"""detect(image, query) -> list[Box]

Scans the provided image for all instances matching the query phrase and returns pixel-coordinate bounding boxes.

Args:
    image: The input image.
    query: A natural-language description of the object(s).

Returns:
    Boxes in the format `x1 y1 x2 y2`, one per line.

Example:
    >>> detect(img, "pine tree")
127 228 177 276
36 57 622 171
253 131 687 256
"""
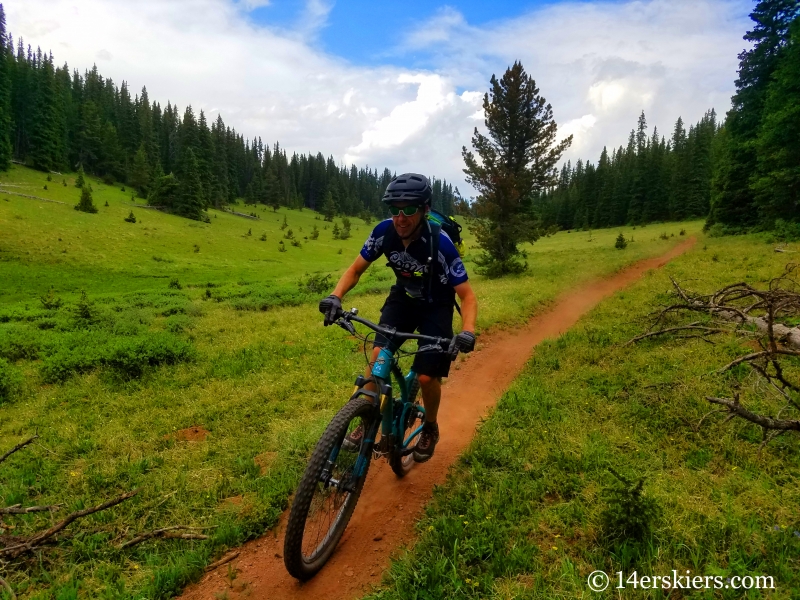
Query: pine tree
321 190 336 221
129 142 150 197
74 186 97 213
708 0 800 229
463 61 571 275
0 4 12 170
74 164 85 188
752 16 800 223
175 147 203 220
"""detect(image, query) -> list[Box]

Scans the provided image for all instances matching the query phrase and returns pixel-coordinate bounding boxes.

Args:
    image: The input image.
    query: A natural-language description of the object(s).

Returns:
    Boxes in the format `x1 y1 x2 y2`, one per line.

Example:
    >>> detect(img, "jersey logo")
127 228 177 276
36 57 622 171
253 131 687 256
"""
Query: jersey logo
388 251 428 276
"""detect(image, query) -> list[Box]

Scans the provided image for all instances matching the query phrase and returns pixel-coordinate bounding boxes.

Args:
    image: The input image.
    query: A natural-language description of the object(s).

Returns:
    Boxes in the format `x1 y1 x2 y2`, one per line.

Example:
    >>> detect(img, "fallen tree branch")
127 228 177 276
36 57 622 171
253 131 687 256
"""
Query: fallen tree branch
0 436 38 466
625 322 733 346
0 490 138 559
707 397 800 431
118 526 212 549
0 505 61 515
205 550 240 572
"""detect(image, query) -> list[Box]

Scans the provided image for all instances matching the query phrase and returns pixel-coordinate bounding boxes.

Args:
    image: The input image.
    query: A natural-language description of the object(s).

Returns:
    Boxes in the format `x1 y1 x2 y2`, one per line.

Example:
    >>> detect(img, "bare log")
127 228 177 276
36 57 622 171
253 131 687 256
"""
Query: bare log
0 505 61 515
707 397 800 431
0 436 38 466
118 526 212 549
1 490 138 559
205 550 240 572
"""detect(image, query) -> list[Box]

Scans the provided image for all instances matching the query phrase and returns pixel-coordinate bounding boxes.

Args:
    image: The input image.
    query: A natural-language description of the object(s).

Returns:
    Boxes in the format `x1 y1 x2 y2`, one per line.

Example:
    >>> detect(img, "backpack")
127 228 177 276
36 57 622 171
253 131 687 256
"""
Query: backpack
382 210 464 308
427 209 464 255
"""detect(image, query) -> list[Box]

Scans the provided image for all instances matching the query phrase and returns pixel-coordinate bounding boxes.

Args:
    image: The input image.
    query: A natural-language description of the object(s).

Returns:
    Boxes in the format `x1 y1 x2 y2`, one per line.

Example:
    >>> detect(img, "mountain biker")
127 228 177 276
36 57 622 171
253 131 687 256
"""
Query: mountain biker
319 173 478 462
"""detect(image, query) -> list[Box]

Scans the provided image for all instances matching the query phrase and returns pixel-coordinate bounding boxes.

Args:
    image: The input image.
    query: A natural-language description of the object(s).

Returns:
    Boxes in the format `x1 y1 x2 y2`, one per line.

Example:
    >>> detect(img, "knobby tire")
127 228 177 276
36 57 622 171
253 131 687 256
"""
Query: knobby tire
283 397 376 580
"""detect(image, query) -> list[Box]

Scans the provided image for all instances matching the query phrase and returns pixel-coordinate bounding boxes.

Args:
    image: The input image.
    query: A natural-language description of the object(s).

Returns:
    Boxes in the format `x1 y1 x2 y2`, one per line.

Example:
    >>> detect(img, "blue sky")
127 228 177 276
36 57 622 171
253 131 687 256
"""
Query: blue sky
249 0 561 65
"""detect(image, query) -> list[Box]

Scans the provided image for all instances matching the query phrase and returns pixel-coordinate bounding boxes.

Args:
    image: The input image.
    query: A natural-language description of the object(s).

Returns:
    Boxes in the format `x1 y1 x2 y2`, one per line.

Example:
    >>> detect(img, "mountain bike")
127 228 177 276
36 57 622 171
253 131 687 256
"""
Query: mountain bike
283 306 457 581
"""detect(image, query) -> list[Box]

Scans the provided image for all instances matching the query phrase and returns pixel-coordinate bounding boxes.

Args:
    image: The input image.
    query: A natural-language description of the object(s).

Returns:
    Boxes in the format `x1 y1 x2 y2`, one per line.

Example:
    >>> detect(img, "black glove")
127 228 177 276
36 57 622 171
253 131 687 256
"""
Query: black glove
455 331 476 353
319 294 342 326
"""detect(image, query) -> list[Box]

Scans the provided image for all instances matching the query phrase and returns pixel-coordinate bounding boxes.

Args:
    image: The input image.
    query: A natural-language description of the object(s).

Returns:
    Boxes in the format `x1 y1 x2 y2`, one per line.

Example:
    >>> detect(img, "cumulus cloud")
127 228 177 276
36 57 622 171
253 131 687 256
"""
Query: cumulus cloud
7 0 750 195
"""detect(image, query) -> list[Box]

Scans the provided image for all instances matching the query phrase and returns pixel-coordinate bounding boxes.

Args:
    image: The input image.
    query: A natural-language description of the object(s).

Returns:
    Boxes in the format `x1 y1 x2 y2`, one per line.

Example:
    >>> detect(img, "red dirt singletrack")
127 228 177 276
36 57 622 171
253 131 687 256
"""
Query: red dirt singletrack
181 237 696 600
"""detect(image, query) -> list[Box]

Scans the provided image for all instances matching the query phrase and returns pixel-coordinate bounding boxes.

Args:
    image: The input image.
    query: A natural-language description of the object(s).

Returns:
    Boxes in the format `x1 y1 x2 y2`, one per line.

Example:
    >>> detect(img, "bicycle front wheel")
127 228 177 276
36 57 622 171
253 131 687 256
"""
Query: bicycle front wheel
283 397 377 580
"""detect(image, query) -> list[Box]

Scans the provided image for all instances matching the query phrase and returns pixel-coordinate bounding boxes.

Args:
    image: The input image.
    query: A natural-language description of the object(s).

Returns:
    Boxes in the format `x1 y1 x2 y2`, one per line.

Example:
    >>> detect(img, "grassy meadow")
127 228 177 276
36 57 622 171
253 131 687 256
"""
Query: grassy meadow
369 235 800 599
0 164 705 599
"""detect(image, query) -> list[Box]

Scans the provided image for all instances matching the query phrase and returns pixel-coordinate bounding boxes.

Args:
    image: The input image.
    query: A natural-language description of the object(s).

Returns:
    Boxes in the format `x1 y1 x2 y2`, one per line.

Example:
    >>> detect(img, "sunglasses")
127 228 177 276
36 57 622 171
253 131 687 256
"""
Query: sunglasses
389 205 420 217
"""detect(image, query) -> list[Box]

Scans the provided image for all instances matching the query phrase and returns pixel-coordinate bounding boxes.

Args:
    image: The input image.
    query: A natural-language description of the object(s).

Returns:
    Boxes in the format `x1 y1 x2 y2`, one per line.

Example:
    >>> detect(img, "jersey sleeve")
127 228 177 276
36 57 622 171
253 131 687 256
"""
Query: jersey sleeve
359 219 392 262
437 232 469 287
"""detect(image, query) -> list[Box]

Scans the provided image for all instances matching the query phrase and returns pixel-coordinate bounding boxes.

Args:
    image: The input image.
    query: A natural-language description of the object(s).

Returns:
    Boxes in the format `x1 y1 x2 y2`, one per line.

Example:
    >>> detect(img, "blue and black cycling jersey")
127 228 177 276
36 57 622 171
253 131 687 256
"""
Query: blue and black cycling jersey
360 219 469 303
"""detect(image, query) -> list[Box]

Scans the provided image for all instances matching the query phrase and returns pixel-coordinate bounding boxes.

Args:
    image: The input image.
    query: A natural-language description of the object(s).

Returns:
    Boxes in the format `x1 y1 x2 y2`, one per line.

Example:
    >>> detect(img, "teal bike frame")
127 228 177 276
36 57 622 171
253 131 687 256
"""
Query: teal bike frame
333 309 454 479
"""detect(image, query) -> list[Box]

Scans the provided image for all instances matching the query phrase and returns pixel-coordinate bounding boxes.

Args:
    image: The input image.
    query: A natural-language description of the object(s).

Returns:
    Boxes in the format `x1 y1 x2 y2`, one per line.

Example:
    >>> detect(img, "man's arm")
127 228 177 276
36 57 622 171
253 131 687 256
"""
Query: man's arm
454 281 477 333
331 255 372 299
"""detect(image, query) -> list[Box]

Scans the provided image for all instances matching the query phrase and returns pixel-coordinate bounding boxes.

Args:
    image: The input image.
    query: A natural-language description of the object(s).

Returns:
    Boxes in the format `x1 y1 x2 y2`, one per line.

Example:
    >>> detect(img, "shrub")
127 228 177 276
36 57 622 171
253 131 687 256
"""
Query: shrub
246 228 252 236
280 215 288 230
284 229 294 240
105 334 195 378
168 278 182 290
75 187 98 214
0 327 40 361
290 239 301 247
659 232 669 240
614 233 627 249
102 174 115 185
259 233 266 241
772 219 800 242
72 291 94 323
707 223 726 237
309 225 319 240
298 273 332 295
124 211 136 223
46 174 52 182
40 289 63 310
40 333 195 382
600 469 661 543
679 228 686 236
193 244 200 253
278 241 286 252
0 358 23 404
43 184 48 190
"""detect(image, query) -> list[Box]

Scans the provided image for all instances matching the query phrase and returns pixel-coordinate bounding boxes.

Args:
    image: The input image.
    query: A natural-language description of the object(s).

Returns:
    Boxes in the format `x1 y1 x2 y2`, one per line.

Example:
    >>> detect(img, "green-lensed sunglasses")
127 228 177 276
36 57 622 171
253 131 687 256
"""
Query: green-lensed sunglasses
388 205 420 217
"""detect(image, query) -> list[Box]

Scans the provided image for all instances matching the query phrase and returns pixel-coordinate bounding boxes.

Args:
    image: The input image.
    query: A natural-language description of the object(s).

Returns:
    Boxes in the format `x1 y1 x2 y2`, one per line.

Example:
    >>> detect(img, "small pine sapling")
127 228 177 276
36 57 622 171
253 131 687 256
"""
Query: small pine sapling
124 211 136 223
614 232 627 249
75 187 98 213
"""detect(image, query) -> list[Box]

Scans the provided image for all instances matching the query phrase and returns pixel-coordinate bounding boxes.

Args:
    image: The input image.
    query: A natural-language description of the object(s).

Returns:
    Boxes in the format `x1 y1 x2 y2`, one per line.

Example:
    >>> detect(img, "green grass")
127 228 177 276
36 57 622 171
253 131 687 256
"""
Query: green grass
0 164 704 598
367 234 800 599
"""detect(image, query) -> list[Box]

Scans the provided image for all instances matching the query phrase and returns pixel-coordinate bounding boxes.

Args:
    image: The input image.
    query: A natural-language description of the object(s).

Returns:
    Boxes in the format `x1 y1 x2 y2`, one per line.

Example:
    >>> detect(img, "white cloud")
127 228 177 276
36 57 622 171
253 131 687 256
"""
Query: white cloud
7 0 750 196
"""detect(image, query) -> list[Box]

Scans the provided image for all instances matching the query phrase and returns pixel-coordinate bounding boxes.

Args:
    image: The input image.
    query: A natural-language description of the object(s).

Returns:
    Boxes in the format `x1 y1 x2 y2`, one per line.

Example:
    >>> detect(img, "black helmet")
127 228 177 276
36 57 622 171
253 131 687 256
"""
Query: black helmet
381 173 432 206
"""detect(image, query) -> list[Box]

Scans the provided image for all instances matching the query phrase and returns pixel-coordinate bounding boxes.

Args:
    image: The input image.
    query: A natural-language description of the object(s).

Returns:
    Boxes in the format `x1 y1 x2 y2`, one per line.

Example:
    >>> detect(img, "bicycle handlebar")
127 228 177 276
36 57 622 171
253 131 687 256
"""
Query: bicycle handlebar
334 308 458 360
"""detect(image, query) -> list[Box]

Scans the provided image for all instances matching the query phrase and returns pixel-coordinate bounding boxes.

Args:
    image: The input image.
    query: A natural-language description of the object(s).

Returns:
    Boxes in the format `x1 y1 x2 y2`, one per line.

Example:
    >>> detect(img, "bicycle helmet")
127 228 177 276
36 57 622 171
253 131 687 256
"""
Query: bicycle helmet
381 173 432 206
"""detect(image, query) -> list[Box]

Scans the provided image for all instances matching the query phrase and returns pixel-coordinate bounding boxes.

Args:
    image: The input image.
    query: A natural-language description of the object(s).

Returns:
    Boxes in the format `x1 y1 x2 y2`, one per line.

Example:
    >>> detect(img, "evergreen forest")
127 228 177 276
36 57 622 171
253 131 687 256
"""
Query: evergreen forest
0 5 459 221
538 0 799 233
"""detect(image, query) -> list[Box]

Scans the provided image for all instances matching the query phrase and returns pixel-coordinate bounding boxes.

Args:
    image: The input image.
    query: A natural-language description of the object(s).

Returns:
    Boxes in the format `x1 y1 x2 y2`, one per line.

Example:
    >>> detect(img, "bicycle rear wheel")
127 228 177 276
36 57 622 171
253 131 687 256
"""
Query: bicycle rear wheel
283 397 377 580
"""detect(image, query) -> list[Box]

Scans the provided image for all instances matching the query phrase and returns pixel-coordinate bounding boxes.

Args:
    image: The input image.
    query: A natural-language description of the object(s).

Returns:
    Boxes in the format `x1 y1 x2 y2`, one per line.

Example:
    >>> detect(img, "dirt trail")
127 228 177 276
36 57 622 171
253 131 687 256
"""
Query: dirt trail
181 238 696 600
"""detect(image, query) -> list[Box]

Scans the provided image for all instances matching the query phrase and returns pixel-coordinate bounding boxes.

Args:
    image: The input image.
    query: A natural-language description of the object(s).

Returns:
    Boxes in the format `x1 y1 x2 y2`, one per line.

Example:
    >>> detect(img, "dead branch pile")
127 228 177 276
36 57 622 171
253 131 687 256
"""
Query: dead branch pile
627 265 800 441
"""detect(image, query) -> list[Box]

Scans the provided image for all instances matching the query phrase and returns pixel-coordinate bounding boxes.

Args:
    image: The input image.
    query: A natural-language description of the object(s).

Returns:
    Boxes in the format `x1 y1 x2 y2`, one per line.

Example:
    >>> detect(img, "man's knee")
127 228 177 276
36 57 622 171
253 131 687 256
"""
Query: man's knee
417 374 440 388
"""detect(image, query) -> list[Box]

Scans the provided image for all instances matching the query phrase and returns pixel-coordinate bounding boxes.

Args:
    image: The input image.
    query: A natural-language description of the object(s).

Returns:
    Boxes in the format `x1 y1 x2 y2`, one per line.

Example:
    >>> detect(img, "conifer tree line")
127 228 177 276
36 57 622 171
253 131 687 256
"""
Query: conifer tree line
535 0 799 233
535 109 720 229
708 0 800 231
0 4 458 221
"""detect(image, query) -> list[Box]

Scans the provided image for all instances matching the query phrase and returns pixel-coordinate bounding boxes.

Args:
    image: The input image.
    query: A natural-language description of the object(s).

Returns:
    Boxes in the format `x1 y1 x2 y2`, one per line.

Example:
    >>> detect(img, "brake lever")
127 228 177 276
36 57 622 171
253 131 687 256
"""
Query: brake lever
446 337 459 361
337 317 356 335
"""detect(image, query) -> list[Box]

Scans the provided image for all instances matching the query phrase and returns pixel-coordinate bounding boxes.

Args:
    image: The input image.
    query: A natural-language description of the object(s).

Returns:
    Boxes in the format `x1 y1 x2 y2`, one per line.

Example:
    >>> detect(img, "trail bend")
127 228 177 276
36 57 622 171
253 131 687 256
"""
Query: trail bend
181 237 696 600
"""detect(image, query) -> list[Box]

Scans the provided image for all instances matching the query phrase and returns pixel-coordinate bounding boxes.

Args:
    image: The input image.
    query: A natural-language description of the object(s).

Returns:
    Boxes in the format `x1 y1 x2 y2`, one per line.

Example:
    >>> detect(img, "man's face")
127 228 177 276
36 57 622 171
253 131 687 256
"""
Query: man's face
391 202 425 240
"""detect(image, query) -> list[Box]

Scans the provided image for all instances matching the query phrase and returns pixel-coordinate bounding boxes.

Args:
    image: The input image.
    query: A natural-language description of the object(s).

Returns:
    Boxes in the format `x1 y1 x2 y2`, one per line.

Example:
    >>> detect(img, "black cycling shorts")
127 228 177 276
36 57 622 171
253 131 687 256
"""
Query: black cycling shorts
374 286 455 379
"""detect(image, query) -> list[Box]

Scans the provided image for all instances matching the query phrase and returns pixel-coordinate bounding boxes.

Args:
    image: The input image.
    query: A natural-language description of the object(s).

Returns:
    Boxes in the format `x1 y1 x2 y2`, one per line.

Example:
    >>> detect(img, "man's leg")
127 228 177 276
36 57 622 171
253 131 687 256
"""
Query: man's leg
417 374 441 423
